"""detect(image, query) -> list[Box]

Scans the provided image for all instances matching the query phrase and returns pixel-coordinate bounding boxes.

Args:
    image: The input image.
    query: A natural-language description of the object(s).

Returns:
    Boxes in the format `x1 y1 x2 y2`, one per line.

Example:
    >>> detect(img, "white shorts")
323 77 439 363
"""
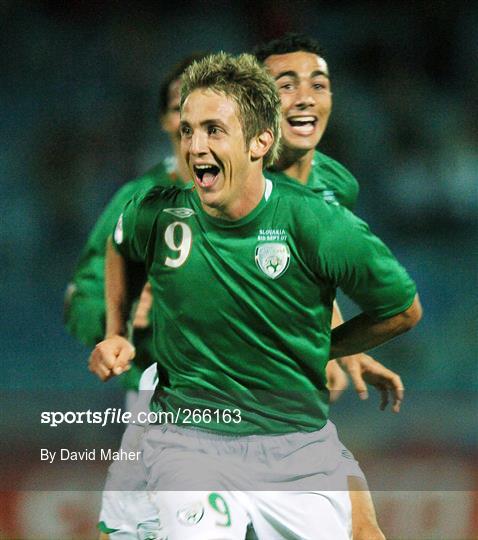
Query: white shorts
143 421 363 539
98 364 159 538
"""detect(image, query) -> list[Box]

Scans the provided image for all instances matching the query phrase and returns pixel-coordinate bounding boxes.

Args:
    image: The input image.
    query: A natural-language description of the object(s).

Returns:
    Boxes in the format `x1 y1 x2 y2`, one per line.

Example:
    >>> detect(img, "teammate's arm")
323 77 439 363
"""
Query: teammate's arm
329 300 407 412
88 237 135 381
326 302 349 402
329 294 421 412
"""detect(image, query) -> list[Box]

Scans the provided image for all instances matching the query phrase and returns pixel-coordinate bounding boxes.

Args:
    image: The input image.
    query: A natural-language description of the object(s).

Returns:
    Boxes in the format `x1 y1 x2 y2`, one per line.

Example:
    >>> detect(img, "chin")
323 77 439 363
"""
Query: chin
198 190 220 207
285 137 317 152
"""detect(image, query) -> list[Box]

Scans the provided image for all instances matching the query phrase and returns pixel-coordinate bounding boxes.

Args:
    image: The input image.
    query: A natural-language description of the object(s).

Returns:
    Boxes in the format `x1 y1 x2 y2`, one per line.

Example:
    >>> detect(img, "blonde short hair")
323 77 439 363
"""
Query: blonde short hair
180 52 281 167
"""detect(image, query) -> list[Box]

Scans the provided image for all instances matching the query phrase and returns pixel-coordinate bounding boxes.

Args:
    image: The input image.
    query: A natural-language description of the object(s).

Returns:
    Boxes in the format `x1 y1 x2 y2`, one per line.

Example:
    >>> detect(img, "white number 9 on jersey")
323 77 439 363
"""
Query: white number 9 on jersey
164 222 192 268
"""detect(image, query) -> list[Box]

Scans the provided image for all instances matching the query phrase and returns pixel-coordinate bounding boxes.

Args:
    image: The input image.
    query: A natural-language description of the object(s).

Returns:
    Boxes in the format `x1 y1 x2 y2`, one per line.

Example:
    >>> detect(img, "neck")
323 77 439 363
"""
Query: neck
272 146 315 185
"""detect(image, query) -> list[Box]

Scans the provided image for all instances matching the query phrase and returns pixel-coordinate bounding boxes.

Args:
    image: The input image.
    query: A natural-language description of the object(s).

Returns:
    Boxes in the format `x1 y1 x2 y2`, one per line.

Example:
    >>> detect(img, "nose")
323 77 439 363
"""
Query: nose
189 131 208 155
294 82 315 110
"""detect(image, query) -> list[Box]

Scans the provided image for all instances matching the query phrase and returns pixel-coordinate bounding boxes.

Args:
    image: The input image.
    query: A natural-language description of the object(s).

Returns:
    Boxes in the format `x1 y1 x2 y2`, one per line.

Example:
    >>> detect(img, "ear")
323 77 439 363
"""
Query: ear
250 129 274 161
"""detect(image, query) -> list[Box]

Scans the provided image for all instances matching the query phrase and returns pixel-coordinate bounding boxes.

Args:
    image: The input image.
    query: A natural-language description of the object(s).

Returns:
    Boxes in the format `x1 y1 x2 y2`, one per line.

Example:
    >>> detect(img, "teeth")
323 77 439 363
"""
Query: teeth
289 117 316 123
195 164 215 169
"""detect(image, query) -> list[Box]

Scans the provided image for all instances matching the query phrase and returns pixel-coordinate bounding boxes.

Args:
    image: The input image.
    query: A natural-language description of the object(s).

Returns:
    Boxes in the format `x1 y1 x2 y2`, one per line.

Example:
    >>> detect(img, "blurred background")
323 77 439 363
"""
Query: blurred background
1 0 477 538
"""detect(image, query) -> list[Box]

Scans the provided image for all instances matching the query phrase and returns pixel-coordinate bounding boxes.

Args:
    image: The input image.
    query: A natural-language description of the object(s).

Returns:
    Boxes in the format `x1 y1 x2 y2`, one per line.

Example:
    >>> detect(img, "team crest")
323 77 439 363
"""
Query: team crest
176 501 204 526
255 242 290 279
163 208 195 218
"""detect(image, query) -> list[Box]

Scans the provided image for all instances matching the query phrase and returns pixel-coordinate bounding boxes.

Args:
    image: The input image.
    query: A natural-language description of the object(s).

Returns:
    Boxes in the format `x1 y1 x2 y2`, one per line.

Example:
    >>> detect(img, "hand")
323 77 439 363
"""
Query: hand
88 335 135 381
326 360 349 403
337 353 404 412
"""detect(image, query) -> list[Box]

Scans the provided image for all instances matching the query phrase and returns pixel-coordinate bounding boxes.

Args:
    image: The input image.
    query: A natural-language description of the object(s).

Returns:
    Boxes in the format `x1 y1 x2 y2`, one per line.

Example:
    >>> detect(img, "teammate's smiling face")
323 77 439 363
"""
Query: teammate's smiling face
180 88 256 218
264 51 332 152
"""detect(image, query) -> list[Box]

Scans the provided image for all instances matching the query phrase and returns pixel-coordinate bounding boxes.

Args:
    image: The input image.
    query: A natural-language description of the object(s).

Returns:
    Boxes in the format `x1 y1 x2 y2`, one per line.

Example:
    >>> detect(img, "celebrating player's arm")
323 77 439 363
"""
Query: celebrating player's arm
88 238 136 381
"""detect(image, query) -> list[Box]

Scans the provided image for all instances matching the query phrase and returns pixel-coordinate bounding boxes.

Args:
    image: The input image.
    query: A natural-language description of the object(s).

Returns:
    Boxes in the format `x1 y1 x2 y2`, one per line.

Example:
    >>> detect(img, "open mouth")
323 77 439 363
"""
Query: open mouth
287 116 317 135
193 164 220 187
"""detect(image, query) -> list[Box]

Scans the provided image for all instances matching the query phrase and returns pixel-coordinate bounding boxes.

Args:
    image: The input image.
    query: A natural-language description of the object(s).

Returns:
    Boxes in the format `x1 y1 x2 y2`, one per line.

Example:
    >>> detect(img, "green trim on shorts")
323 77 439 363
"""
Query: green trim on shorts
97 520 119 534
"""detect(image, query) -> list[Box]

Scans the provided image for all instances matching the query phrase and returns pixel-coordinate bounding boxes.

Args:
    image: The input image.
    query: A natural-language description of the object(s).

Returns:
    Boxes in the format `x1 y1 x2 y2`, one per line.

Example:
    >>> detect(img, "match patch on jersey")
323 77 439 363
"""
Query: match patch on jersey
114 213 124 244
176 501 204 526
163 208 195 218
255 242 290 279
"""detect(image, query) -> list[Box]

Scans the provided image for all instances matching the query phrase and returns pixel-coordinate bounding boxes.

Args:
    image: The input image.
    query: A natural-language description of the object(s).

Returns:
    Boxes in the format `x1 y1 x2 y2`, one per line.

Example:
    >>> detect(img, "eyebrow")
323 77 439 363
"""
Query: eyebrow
275 70 329 80
180 118 228 129
202 118 228 128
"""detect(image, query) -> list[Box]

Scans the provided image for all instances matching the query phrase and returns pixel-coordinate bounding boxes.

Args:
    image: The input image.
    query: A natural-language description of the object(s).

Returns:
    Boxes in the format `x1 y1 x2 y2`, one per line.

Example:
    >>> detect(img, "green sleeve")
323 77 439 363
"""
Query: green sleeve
315 206 416 319
113 187 162 264
316 152 360 211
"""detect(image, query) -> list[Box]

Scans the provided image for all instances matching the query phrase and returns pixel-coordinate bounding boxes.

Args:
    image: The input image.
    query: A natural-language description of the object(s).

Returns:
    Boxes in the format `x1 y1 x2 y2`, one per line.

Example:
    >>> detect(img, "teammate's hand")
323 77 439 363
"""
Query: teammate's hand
326 359 349 403
337 353 404 413
88 335 135 381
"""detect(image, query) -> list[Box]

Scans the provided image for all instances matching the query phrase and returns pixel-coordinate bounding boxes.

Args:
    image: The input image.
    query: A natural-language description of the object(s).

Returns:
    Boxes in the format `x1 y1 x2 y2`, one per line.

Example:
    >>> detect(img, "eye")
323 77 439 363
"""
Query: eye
279 82 294 91
180 125 192 137
207 125 221 135
313 80 330 92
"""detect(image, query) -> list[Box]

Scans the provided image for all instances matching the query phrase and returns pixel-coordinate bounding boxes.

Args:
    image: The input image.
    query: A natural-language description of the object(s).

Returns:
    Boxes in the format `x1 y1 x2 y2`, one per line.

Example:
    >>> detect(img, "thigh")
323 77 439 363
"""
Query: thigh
149 490 250 540
103 424 147 491
99 424 151 536
249 491 351 540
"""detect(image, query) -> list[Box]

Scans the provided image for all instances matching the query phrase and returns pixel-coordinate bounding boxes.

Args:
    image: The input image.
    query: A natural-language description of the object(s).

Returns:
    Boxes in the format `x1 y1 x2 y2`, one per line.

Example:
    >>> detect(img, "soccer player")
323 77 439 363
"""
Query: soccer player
68 49 351 540
254 33 400 539
92 52 421 539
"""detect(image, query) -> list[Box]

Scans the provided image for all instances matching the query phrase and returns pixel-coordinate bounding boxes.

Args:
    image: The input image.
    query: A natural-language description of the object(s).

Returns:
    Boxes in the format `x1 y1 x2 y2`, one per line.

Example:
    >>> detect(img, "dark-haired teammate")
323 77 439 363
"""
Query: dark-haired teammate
65 55 204 540
65 55 200 394
257 33 403 404
92 52 421 539
254 33 402 539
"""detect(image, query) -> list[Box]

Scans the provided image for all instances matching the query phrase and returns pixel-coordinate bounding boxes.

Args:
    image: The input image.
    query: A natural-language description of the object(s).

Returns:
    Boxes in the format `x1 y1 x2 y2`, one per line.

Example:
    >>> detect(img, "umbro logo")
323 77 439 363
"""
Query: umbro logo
163 208 195 218
341 449 354 460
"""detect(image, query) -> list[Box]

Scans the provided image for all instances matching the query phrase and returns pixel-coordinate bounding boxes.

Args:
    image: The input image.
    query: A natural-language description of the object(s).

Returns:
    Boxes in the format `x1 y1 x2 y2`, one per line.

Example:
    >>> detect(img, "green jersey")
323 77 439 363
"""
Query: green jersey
65 158 190 390
114 178 416 435
266 150 359 210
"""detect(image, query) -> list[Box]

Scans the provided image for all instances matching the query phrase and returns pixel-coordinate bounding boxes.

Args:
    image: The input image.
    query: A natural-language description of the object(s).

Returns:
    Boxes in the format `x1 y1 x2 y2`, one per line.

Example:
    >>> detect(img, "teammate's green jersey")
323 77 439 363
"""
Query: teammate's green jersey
65 158 190 390
114 178 416 435
266 150 359 211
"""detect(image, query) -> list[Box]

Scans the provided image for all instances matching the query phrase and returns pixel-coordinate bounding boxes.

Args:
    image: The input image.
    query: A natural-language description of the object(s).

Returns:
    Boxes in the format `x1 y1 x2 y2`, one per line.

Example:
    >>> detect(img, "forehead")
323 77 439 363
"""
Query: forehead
264 51 329 78
181 88 240 124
